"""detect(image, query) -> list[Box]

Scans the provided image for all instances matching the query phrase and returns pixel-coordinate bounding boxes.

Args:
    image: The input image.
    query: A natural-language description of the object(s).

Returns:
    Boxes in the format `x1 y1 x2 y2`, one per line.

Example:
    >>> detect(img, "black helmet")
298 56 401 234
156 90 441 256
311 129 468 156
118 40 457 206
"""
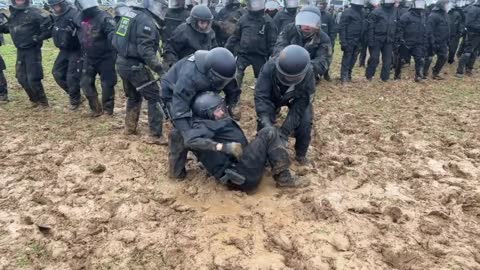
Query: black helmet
168 0 185 8
195 47 236 90
145 0 168 20
295 5 321 29
225 0 240 6
48 0 70 15
247 0 265 11
275 45 310 86
192 92 227 120
434 0 448 10
10 0 30 9
187 4 213 33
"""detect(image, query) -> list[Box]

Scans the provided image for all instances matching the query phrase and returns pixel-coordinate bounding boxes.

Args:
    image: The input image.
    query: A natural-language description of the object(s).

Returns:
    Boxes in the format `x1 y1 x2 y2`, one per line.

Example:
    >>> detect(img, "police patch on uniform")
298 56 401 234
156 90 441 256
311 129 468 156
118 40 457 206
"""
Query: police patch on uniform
116 17 130 37
143 26 152 34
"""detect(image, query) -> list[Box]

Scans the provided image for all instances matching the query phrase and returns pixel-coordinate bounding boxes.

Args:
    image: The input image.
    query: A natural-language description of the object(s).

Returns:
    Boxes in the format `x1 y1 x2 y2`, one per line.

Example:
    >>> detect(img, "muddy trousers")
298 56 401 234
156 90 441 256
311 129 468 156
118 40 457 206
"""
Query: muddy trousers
80 56 117 114
456 33 480 75
52 49 82 106
169 126 291 191
340 45 361 81
424 44 448 77
236 53 267 88
448 35 461 63
16 46 48 105
117 62 163 137
366 42 394 81
0 55 7 100
394 45 425 79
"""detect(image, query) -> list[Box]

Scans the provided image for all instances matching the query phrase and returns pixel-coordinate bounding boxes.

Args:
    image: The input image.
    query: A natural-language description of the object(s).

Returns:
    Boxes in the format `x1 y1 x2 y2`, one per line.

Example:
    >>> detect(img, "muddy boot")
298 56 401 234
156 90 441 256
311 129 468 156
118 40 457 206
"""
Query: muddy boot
0 95 8 104
69 103 80 111
274 171 309 188
295 155 309 166
144 134 168 145
432 73 445 80
125 104 141 135
87 96 103 117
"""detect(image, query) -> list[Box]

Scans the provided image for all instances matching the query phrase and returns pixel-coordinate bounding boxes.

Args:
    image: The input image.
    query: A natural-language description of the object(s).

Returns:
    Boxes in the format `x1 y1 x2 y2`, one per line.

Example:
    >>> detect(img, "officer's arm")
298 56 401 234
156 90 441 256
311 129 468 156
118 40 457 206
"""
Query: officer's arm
266 20 278 56
311 33 332 76
223 79 241 107
36 11 53 41
224 19 241 54
280 71 315 136
182 124 219 151
328 15 336 43
163 26 186 66
102 14 116 44
136 21 164 74
254 65 276 124
272 23 290 56
0 14 9 34
171 79 196 132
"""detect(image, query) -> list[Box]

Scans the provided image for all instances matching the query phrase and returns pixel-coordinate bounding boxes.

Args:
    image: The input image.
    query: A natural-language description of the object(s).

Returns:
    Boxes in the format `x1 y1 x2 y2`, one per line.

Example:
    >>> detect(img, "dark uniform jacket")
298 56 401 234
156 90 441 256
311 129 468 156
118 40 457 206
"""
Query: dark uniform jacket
272 10 295 33
397 9 428 47
367 6 397 45
51 6 81 51
464 4 480 33
448 7 465 37
213 4 245 45
320 9 336 45
339 5 365 48
161 8 190 44
427 8 450 47
3 6 52 49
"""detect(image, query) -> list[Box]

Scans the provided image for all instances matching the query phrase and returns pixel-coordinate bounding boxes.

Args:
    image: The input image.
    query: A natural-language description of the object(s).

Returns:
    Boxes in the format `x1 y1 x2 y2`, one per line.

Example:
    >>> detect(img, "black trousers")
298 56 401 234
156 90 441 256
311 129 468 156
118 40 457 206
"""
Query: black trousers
257 104 313 159
359 42 368 66
424 43 448 76
448 35 461 63
236 53 267 88
394 45 425 79
0 55 7 99
80 56 117 114
117 62 163 137
366 42 394 81
340 45 361 80
16 46 48 105
457 33 480 75
169 126 291 191
52 49 82 105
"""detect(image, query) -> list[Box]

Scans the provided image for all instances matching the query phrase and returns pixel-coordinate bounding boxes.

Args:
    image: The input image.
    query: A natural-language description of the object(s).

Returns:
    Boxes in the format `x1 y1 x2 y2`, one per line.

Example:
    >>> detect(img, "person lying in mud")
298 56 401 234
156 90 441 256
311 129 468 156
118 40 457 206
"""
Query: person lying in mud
168 91 307 191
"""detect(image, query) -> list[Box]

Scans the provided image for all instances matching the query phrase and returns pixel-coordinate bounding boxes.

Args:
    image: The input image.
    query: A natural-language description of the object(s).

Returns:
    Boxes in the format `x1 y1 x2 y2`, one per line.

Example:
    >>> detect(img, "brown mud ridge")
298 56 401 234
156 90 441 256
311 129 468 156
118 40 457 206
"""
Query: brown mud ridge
1 74 480 269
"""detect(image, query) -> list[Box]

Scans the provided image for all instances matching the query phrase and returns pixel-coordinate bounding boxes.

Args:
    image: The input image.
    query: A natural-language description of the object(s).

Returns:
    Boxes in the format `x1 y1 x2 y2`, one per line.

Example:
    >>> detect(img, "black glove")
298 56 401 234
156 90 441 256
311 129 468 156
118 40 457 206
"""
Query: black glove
220 143 243 159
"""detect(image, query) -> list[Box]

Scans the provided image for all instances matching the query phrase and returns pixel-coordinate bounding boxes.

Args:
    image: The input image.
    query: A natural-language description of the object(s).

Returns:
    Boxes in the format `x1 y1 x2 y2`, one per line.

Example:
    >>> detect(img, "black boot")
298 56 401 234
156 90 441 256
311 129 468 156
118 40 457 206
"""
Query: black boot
274 171 308 188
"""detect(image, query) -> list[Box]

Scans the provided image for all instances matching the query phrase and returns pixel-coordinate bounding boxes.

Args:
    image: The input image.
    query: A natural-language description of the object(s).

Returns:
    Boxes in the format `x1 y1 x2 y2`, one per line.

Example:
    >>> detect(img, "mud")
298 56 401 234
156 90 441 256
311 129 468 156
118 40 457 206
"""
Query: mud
1 64 480 269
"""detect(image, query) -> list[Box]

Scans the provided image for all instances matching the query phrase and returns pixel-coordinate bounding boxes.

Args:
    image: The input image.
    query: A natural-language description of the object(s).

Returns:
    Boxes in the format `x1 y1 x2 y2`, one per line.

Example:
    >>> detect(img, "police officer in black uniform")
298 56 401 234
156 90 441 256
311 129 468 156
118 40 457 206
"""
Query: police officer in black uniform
213 0 245 46
448 0 466 64
112 0 168 144
162 0 190 46
225 0 277 89
358 0 374 67
366 0 397 82
47 0 83 110
163 4 217 67
424 0 450 80
272 0 298 33
318 0 335 81
265 0 280 18
255 45 315 165
274 5 332 82
395 0 428 82
169 91 305 190
456 0 480 77
0 0 52 107
339 0 365 83
0 15 8 104
75 0 117 116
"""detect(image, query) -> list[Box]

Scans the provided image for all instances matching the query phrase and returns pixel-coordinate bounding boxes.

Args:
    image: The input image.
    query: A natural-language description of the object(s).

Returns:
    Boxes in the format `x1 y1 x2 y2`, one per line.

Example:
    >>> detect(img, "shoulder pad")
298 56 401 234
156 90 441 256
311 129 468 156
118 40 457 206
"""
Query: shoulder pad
123 10 138 19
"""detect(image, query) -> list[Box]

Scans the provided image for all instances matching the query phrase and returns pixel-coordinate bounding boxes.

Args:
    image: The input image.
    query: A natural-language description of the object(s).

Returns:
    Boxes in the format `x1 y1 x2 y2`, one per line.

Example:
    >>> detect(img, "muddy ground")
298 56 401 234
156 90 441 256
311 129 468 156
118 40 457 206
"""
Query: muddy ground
1 39 480 269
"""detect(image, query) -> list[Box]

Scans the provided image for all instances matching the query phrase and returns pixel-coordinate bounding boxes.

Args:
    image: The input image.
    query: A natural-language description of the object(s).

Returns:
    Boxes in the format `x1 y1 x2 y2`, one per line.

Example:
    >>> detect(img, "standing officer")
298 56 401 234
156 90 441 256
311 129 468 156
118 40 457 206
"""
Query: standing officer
424 0 450 80
225 0 277 89
0 15 8 104
366 0 398 82
112 0 168 144
0 0 52 107
265 0 281 18
456 0 480 77
273 0 299 33
395 0 428 82
213 0 245 46
162 0 190 46
255 45 316 165
163 4 217 67
358 0 374 67
448 0 466 64
169 91 305 190
339 0 365 83
47 0 83 111
318 0 336 81
274 5 332 83
75 0 117 116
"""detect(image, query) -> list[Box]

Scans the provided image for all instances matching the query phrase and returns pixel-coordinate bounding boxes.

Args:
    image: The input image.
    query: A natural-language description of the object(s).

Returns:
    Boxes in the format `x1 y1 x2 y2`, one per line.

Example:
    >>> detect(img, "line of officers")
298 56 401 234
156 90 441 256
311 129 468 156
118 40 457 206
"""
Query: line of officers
0 0 479 191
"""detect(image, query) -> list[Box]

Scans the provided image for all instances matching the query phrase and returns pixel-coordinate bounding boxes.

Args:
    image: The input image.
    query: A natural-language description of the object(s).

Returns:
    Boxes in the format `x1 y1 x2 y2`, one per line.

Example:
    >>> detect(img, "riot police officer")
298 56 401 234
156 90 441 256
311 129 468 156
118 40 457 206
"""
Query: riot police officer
162 0 190 46
265 0 280 18
225 0 277 89
169 91 305 190
366 0 397 82
273 5 332 82
395 0 428 82
255 45 316 165
163 4 217 67
213 0 245 46
47 0 83 111
424 0 450 80
448 0 466 64
318 0 336 81
358 0 374 67
456 0 480 77
112 0 168 144
75 0 117 116
0 15 8 104
273 0 299 33
339 0 365 83
0 0 52 107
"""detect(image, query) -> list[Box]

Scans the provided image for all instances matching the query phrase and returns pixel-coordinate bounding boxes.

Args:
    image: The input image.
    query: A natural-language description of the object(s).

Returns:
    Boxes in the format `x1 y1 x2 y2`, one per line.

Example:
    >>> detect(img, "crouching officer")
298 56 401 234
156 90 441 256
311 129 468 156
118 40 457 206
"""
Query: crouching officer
255 45 316 165
273 5 332 83
112 0 168 144
47 0 83 110
169 91 306 191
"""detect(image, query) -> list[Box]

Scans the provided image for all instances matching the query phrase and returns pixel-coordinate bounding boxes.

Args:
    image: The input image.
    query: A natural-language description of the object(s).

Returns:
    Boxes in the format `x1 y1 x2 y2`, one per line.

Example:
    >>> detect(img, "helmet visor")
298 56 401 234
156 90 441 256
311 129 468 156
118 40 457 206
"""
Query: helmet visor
147 0 167 20
413 0 425 8
295 10 321 28
285 0 299 8
248 0 265 10
209 69 235 90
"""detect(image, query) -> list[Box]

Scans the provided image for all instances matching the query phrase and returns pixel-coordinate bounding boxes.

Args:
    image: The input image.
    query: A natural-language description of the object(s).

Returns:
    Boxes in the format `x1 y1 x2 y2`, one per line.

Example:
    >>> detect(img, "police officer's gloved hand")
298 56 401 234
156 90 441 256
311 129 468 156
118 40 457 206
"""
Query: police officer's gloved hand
218 142 243 159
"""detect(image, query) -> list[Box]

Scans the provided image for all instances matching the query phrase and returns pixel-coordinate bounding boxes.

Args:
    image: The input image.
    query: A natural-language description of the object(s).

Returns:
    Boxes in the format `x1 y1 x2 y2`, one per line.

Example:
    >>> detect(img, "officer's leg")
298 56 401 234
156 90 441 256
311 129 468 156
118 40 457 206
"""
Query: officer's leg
465 36 480 74
340 47 352 81
168 128 188 180
16 49 37 103
98 55 117 115
380 43 393 82
366 45 380 80
457 35 466 57
80 59 102 116
456 36 473 75
359 43 367 67
448 36 460 64
424 46 433 78
0 55 7 102
394 46 405 80
293 104 313 163
432 45 447 78
348 46 361 81
25 47 48 106
235 54 250 89
412 46 425 81
66 51 83 107
52 50 69 94
251 54 266 79
123 78 142 135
